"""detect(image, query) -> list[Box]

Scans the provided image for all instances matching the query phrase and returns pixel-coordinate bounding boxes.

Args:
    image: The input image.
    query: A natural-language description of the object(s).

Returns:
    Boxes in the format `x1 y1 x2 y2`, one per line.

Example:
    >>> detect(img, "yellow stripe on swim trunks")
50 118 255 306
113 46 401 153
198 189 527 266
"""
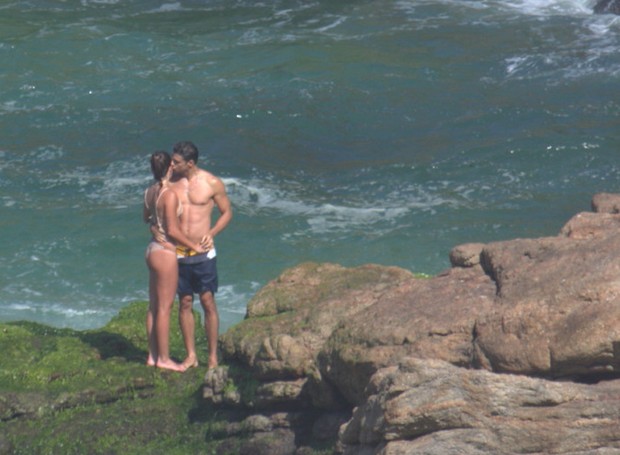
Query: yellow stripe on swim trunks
176 245 200 258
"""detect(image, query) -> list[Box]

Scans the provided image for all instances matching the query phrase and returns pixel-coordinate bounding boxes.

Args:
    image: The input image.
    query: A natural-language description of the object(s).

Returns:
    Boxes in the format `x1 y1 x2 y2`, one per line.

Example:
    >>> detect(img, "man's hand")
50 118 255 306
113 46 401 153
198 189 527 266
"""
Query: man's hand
201 234 214 251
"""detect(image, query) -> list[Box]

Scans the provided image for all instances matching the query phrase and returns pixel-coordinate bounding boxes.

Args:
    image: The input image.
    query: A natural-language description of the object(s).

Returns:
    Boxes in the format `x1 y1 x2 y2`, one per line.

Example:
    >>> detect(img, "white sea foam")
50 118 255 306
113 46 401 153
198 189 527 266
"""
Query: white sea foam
497 0 592 16
315 15 348 33
0 147 150 212
0 101 55 115
152 3 183 13
223 172 459 238
1 279 258 330
217 282 261 314
81 0 121 5
394 0 620 84
397 0 592 17
1 301 116 329
39 155 149 207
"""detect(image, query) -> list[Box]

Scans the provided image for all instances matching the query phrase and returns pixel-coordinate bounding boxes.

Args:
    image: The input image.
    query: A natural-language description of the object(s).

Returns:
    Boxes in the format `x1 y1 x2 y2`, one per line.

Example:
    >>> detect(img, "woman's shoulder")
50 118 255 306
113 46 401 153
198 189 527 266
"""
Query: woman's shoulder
145 182 160 195
159 184 181 204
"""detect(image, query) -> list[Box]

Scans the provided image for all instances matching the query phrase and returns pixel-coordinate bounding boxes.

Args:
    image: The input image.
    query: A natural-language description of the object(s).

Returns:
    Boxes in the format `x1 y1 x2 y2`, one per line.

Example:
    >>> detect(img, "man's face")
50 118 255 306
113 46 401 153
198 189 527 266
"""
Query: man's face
171 153 191 178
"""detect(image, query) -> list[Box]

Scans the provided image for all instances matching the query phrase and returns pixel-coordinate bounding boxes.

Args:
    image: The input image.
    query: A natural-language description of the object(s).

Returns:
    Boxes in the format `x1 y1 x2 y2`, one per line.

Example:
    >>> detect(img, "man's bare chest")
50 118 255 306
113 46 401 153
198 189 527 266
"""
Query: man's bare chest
186 177 214 207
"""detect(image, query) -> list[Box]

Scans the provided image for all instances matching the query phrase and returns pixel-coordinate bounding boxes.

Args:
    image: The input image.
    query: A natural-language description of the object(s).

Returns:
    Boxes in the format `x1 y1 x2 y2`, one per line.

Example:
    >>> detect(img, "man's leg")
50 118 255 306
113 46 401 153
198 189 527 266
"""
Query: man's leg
199 291 219 369
179 294 198 368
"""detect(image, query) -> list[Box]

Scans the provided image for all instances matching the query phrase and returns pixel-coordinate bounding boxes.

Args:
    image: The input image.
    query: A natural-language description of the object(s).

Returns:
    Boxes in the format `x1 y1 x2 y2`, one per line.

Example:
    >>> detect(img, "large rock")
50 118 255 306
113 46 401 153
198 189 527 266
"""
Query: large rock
218 262 416 409
206 193 620 453
319 265 497 405
339 357 620 455
474 232 620 378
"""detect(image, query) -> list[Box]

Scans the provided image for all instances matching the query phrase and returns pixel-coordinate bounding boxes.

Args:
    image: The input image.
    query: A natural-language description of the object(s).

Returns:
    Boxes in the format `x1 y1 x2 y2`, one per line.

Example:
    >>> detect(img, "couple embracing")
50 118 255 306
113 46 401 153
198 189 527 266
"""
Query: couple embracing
143 141 232 372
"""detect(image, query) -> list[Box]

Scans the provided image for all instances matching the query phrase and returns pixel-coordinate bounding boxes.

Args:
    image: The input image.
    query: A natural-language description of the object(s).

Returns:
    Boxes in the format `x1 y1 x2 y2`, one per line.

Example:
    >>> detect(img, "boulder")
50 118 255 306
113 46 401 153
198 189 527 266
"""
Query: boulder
449 242 485 267
339 357 620 454
319 265 496 405
474 231 620 378
218 262 416 409
591 192 620 213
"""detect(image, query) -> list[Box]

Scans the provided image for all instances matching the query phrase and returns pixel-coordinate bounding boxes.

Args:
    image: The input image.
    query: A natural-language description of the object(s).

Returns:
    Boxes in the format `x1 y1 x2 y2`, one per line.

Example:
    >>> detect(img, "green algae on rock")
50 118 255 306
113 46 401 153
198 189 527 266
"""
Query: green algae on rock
0 301 223 455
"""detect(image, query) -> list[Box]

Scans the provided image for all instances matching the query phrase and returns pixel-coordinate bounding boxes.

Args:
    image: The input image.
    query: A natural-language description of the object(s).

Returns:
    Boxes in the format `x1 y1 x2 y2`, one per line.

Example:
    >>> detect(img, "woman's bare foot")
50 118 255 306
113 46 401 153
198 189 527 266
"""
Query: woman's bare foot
156 359 186 372
146 355 156 367
207 355 218 370
181 355 199 370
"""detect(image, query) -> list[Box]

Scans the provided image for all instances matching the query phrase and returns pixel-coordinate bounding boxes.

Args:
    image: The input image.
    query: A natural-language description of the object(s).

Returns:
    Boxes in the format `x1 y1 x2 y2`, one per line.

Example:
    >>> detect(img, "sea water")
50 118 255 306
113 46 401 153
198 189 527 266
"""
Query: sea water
1 0 620 331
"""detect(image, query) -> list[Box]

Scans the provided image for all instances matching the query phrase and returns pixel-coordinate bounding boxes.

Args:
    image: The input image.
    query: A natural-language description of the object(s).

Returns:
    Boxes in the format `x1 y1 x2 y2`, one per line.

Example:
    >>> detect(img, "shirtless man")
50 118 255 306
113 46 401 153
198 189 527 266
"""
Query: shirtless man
169 141 232 370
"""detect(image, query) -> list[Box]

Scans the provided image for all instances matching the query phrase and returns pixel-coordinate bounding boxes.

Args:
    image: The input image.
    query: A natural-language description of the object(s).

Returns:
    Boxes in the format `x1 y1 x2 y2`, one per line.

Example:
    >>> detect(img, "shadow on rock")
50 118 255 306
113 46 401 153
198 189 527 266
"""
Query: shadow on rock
78 331 145 362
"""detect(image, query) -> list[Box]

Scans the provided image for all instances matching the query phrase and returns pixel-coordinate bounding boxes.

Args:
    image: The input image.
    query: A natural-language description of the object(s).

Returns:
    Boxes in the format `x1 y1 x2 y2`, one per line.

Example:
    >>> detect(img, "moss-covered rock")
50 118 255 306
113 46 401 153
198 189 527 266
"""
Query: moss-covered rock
0 301 221 454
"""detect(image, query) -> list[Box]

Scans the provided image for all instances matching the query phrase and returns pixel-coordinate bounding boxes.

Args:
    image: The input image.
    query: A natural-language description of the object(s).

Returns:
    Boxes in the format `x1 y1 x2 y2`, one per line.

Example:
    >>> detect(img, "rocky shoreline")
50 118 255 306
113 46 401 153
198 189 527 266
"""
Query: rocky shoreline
4 193 620 454
204 192 620 454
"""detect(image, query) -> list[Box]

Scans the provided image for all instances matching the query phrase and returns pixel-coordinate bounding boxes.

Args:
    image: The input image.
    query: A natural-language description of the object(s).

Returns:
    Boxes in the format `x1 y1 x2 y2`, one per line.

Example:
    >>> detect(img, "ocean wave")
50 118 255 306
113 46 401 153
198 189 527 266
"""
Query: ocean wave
0 148 150 209
392 0 620 81
0 280 259 331
223 172 459 238
81 0 122 6
396 0 592 17
0 300 118 330
501 32 620 81
496 0 592 16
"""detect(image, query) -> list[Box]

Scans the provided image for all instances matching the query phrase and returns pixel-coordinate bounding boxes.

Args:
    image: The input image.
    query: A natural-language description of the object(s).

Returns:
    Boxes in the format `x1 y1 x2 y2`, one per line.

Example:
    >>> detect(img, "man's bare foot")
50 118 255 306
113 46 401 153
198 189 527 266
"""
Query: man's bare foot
181 355 199 370
146 355 156 367
207 355 218 370
156 359 186 372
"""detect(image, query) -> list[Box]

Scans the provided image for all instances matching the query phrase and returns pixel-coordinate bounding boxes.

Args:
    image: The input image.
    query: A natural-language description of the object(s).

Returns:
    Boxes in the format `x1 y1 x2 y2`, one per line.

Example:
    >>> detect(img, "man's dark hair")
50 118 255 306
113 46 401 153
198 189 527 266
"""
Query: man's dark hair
150 151 171 182
173 141 199 164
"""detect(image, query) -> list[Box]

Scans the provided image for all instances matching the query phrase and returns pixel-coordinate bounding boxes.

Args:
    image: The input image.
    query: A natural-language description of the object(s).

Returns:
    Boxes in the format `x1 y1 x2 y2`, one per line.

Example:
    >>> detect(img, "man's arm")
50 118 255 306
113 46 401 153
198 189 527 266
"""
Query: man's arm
210 176 233 238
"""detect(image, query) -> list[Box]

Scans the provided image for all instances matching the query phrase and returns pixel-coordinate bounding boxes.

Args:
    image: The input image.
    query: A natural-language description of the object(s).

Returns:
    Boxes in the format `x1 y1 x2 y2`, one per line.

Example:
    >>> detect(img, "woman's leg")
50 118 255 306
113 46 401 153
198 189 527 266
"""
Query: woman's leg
146 254 158 366
147 247 184 372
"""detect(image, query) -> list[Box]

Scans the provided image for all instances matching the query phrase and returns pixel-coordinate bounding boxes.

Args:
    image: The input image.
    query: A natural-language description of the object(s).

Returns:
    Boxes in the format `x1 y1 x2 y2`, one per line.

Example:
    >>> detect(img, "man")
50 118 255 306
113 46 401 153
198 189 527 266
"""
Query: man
169 141 232 370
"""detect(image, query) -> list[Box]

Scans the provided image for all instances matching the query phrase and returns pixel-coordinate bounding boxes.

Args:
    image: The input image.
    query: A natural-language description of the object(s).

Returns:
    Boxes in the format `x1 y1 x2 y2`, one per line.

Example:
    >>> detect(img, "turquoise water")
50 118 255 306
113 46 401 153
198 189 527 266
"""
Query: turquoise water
1 0 620 330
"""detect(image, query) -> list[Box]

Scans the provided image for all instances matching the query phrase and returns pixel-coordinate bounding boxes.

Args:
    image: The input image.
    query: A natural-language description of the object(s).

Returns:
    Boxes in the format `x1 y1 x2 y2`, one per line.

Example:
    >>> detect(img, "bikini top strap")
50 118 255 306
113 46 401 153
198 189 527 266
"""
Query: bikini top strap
155 186 168 206
154 186 169 232
144 187 150 210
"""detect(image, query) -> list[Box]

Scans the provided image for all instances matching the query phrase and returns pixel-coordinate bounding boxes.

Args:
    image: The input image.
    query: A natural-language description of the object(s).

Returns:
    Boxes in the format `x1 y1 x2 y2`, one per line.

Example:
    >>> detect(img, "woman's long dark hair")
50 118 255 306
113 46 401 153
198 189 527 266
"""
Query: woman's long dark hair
150 151 171 182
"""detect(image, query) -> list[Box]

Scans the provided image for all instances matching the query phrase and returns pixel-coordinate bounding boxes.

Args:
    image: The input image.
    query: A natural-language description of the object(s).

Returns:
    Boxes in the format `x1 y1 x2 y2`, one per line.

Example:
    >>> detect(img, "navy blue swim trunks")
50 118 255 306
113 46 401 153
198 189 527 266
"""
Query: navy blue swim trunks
177 255 218 297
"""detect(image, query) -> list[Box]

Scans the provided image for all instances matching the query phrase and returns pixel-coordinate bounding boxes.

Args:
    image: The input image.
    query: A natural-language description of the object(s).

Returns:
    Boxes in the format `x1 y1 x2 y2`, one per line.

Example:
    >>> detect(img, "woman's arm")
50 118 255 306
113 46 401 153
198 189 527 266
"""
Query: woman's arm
143 187 152 224
144 186 166 242
161 190 205 253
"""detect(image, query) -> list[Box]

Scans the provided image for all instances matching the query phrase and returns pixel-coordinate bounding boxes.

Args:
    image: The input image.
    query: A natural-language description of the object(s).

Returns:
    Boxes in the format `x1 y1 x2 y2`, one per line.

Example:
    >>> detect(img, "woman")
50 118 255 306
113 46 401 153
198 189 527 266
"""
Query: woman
143 151 205 372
